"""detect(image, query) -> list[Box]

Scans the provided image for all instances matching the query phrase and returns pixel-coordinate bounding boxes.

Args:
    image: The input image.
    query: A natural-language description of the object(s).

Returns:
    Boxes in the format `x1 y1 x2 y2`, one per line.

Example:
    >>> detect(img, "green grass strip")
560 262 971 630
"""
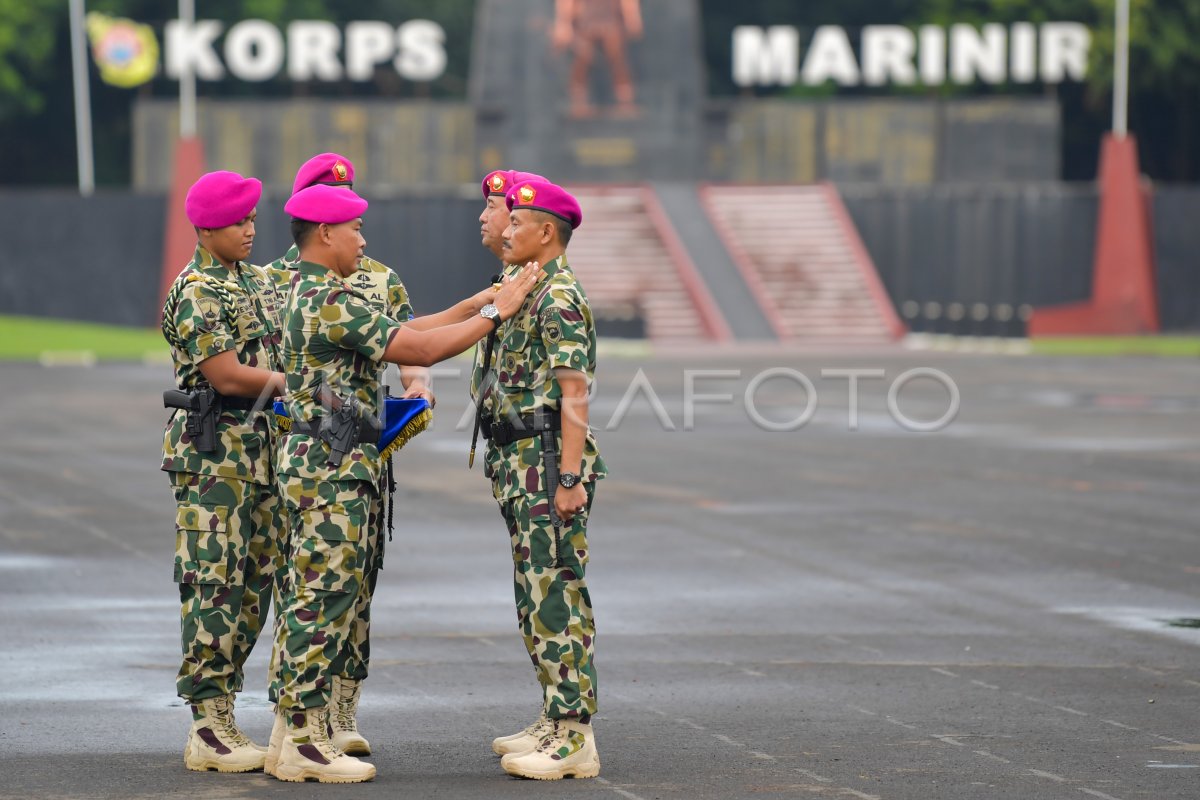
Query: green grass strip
1031 336 1200 357
0 315 168 362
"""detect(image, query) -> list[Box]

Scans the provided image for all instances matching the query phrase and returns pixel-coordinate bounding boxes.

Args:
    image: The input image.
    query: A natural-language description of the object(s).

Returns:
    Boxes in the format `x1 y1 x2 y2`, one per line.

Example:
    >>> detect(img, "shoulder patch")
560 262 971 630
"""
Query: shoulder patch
195 296 222 330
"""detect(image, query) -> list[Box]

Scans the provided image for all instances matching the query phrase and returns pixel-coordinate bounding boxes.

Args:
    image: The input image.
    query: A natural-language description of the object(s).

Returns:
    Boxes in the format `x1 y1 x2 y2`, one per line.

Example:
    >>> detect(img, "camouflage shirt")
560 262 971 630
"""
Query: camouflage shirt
473 255 607 501
267 244 414 322
277 261 405 485
160 245 284 485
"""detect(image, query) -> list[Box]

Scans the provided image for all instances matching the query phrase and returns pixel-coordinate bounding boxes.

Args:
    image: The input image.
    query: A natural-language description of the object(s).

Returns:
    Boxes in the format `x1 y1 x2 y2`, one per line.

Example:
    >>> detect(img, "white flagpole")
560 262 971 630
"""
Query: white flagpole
1113 0 1130 137
68 0 95 196
180 0 197 137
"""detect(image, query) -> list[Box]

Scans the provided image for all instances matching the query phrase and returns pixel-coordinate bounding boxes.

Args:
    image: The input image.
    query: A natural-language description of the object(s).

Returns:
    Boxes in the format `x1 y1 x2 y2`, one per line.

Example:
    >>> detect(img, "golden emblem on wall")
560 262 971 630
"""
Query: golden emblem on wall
85 12 159 88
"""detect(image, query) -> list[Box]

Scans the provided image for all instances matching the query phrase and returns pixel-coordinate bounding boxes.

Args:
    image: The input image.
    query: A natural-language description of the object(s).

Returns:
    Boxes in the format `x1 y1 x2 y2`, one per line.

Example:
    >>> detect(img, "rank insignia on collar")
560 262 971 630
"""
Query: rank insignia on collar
490 174 506 192
332 162 348 181
518 185 536 204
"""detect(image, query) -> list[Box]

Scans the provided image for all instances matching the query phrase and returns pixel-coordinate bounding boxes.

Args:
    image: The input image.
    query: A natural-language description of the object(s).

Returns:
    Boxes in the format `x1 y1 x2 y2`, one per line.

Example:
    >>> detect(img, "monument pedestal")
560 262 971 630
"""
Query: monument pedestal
470 0 704 182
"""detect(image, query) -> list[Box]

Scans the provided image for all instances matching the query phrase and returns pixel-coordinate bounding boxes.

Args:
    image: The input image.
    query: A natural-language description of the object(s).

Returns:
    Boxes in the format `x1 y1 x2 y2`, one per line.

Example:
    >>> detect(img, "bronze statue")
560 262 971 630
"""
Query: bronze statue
553 0 643 118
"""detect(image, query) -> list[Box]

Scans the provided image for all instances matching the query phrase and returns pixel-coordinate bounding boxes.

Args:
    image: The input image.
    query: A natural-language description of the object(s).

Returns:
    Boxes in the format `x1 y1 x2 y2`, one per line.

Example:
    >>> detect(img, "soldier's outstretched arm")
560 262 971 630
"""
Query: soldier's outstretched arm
381 263 540 367
402 283 504 332
197 350 286 398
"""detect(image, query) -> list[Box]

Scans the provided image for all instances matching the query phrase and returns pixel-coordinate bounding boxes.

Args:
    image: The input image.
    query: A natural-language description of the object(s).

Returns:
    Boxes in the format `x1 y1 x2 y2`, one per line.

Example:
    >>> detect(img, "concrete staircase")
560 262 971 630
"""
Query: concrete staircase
566 186 721 343
701 185 905 342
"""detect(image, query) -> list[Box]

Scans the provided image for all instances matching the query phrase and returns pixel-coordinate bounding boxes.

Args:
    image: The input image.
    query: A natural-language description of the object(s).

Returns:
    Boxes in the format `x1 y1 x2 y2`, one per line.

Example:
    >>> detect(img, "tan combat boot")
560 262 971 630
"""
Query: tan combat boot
491 711 553 756
183 694 267 773
500 718 600 780
263 708 286 777
273 706 376 784
330 675 371 756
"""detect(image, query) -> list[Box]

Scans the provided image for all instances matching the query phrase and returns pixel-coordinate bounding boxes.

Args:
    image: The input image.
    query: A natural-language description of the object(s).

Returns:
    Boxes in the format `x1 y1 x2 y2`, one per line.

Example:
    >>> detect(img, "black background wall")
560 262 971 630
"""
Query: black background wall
0 191 495 328
2 186 1197 334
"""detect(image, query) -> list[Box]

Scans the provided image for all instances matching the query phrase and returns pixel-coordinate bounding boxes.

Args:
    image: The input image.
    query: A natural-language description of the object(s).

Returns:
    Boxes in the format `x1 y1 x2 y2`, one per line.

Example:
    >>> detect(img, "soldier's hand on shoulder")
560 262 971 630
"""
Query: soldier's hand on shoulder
494 262 541 319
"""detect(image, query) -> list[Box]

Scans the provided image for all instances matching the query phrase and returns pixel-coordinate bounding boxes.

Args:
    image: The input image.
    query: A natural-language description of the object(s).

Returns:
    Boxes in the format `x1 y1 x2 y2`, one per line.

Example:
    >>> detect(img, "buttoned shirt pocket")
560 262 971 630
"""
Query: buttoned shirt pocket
497 327 534 390
173 504 230 585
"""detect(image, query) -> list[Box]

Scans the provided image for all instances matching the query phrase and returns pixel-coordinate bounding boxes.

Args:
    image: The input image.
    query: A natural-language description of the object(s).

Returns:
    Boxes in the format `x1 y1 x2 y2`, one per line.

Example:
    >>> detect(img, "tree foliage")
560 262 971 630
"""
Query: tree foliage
0 0 62 119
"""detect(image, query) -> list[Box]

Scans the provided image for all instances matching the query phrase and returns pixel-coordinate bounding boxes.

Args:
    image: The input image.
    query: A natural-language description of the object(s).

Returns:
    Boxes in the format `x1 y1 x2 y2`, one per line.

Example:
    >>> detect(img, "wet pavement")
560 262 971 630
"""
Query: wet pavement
1 348 1199 799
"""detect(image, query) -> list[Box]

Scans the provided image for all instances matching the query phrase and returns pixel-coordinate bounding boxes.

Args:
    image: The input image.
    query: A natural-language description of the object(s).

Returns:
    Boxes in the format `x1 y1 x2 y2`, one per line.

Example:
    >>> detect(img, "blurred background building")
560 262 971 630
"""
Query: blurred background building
1 0 1197 339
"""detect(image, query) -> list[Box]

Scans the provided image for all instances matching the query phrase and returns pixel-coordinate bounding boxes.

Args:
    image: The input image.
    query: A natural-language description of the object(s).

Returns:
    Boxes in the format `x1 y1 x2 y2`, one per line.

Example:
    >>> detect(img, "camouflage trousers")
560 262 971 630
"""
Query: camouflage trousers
268 488 384 704
499 483 598 721
170 471 283 701
274 476 376 711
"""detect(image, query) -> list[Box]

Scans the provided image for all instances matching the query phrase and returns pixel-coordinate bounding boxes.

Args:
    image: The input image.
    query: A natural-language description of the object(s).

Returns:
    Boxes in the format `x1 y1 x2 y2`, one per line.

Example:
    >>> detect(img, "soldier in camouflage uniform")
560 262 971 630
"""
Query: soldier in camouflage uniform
471 178 607 780
262 153 432 767
160 171 288 773
470 170 546 407
268 184 540 783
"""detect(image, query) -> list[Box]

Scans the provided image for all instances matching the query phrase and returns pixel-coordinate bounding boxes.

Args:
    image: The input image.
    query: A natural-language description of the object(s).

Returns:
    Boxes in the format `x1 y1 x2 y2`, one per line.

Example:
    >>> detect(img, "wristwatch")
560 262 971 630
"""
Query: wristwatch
558 471 581 489
479 303 502 330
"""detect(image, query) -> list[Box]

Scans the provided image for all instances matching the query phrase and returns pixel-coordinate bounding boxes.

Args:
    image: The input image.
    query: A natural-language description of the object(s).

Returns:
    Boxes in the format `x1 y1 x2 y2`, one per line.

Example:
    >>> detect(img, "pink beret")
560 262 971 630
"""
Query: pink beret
284 184 368 225
481 169 547 200
505 179 582 229
292 152 355 196
185 171 262 229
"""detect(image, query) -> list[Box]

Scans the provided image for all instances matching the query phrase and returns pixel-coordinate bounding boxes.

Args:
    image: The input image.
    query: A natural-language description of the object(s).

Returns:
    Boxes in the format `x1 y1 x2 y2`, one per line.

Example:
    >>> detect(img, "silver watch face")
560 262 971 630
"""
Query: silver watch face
480 304 500 320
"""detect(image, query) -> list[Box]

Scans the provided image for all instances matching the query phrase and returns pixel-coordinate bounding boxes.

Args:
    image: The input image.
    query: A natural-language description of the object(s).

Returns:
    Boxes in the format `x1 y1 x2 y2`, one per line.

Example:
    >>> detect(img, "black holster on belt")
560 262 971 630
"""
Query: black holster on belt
290 395 382 468
164 386 221 453
164 386 262 453
483 409 561 447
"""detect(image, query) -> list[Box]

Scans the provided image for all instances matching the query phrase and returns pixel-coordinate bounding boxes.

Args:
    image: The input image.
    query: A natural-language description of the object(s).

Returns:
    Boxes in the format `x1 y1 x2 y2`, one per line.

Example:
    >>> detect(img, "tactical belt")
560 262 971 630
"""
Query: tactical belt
287 417 377 445
484 409 561 446
220 395 261 411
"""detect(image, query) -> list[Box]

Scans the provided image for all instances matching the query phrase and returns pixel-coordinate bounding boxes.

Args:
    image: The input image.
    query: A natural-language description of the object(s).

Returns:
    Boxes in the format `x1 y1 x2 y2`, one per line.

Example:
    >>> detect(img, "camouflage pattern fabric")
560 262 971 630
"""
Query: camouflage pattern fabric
171 471 282 700
266 253 407 705
161 245 284 485
161 244 286 702
474 256 607 501
340 494 385 681
266 244 414 324
501 483 598 721
469 255 605 722
276 261 403 486
274 477 375 711
268 489 384 702
273 259 404 711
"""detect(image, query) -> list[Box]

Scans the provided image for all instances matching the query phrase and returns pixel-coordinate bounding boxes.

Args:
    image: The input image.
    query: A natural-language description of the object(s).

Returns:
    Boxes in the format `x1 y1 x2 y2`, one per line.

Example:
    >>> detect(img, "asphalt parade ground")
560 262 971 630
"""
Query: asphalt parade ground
1 346 1199 800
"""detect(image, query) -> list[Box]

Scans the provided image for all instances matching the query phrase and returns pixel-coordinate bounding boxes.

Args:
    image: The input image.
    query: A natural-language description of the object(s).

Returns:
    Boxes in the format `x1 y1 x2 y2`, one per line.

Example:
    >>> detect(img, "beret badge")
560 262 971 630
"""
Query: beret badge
332 162 348 182
490 174 507 192
518 185 536 205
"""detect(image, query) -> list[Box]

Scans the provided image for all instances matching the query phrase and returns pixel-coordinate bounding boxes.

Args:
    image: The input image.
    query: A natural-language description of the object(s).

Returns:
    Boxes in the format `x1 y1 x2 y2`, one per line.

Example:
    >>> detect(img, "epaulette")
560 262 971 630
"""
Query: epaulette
161 269 240 350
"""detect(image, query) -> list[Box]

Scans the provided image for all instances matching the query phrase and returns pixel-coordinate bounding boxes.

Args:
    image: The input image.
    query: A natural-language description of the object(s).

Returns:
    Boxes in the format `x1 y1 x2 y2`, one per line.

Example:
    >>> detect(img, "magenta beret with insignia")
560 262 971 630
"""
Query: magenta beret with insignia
185 170 262 229
284 184 368 225
292 152 356 196
481 169 548 200
505 179 582 229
